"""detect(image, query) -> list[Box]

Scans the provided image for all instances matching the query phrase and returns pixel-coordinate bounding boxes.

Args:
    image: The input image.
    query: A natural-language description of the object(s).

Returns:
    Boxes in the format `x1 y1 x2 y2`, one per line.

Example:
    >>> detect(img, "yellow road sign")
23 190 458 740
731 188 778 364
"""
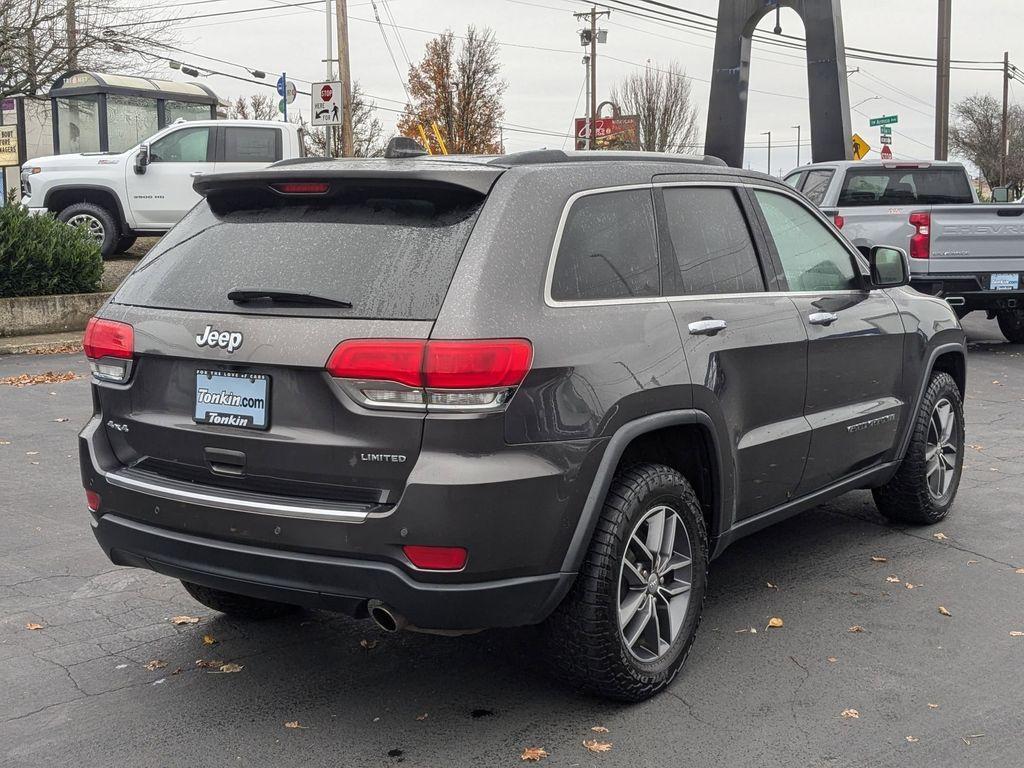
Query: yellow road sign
851 133 871 161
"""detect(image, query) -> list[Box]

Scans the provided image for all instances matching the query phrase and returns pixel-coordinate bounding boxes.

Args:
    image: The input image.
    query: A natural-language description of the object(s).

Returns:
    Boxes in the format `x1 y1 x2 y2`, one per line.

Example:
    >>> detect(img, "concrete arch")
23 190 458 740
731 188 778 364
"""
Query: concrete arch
704 0 853 168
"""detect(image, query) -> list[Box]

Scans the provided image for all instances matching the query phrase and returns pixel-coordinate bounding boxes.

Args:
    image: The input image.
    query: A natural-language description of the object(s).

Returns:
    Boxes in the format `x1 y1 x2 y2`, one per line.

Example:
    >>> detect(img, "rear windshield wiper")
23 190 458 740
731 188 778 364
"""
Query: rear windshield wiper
227 289 352 308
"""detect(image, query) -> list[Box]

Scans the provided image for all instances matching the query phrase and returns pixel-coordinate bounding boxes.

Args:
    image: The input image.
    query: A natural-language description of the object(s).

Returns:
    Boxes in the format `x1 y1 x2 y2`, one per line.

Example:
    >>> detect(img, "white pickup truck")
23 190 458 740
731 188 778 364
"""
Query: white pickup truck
20 119 305 256
786 160 1024 343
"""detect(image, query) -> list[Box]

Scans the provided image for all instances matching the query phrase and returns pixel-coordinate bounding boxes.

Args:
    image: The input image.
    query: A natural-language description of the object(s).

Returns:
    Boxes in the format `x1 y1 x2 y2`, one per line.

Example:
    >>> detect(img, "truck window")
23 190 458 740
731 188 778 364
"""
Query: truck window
838 167 972 206
784 172 804 189
223 127 281 162
150 127 211 163
801 169 834 205
551 189 659 302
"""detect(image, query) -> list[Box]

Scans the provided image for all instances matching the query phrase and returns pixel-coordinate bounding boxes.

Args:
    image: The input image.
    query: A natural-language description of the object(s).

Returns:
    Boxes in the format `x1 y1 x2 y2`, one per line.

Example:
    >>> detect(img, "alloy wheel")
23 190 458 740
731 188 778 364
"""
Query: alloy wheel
617 505 693 662
926 397 958 500
66 213 105 243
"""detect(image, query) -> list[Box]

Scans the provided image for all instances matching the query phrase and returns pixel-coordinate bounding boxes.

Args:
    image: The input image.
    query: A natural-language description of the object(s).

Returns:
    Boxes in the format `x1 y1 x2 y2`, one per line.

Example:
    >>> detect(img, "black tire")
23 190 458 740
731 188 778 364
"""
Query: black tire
873 372 964 524
181 580 300 620
57 202 120 257
542 463 708 701
113 235 138 254
997 309 1024 344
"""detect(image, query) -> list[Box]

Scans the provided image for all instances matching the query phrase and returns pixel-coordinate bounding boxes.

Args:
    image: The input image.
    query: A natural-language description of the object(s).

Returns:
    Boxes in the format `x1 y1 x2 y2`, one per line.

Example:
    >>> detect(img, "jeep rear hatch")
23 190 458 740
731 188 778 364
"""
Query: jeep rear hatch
99 171 496 523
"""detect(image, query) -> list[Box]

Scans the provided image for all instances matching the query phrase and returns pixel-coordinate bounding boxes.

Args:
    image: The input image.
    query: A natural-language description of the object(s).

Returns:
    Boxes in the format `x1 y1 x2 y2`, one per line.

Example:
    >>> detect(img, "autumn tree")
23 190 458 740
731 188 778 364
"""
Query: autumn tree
950 93 1024 192
0 0 178 100
609 61 701 153
397 26 506 154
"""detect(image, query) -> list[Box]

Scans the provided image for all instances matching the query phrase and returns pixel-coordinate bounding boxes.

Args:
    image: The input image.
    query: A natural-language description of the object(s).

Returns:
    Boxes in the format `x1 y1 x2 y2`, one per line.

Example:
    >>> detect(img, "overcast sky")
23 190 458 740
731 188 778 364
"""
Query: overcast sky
153 0 1023 174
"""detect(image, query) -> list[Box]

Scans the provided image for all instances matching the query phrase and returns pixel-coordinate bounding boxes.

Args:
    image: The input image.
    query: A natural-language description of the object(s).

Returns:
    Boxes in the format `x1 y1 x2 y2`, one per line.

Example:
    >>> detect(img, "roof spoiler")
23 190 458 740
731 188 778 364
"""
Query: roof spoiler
490 149 728 168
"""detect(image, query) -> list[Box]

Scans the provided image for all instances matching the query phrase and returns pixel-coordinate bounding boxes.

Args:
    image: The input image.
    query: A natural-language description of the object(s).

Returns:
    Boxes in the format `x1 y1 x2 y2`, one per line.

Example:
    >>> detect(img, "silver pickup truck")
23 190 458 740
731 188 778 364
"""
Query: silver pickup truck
785 160 1024 342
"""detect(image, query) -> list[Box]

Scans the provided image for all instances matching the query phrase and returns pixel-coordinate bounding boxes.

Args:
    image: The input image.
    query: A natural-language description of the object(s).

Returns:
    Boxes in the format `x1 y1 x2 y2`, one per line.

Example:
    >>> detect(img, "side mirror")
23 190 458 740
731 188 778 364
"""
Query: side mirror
868 245 910 288
134 144 150 175
992 186 1010 203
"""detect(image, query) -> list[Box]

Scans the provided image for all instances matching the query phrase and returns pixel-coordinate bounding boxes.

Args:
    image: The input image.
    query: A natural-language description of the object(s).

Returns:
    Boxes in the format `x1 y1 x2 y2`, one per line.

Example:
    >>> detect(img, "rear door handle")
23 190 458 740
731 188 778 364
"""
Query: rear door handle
688 319 728 336
190 171 204 178
808 312 840 326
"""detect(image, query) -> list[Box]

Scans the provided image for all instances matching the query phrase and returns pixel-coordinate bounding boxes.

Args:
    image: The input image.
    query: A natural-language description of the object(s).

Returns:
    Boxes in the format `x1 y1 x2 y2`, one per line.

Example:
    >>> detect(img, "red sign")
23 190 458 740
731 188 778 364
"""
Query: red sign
320 84 334 101
880 144 892 160
574 116 639 150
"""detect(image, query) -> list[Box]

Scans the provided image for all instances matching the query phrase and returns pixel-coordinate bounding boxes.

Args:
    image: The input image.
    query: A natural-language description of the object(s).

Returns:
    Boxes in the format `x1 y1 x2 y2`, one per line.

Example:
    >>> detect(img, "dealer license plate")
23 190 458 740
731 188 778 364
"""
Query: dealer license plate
194 370 270 430
990 273 1020 291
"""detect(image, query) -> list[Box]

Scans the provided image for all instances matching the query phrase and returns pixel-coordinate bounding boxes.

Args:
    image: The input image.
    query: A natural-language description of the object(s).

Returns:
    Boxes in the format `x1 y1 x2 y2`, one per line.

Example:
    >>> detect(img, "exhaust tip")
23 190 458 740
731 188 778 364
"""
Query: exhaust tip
368 600 401 633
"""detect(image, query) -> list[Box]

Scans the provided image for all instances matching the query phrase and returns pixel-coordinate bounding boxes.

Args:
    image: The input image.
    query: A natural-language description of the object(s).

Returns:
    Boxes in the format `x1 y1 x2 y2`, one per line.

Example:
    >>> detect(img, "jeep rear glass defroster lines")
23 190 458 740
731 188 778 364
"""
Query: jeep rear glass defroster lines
327 338 533 412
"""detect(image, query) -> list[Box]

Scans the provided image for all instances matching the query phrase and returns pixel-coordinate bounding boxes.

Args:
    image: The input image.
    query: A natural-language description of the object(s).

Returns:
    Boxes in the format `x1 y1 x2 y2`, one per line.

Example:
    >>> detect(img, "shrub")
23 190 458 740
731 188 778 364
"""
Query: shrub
0 194 103 298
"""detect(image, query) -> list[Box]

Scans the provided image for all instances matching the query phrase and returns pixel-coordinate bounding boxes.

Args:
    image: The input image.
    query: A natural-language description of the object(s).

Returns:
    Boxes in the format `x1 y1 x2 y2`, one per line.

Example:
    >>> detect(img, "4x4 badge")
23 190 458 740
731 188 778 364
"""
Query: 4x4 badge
196 325 243 353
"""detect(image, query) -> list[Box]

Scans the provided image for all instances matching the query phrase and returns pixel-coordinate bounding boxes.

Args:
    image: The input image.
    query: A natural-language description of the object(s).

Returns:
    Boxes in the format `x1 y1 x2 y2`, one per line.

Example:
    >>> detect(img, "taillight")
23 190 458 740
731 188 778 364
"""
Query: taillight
326 338 533 411
909 211 930 259
83 318 134 382
833 213 845 229
402 545 467 570
85 490 101 512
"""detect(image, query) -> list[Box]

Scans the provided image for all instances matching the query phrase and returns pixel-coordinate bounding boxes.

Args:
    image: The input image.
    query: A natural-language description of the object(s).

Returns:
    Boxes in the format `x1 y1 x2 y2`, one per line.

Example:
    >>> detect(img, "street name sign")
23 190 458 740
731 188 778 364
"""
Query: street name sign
880 125 892 135
870 115 899 127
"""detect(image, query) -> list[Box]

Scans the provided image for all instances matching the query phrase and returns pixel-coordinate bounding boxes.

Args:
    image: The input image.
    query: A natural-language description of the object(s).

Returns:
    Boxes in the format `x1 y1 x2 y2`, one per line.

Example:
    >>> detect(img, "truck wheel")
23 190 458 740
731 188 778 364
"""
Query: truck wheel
996 309 1024 343
113 235 137 255
57 202 120 257
543 463 708 701
181 581 299 620
873 372 964 524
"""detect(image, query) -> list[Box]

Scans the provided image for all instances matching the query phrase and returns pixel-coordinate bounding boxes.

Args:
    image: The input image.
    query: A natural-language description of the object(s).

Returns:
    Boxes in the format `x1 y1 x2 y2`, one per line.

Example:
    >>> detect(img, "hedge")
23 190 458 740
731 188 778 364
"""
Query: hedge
0 194 103 298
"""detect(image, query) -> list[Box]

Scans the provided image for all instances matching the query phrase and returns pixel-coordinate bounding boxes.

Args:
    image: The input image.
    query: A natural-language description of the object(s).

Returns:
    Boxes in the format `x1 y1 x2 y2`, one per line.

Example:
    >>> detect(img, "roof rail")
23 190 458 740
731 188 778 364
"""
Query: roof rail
490 149 727 168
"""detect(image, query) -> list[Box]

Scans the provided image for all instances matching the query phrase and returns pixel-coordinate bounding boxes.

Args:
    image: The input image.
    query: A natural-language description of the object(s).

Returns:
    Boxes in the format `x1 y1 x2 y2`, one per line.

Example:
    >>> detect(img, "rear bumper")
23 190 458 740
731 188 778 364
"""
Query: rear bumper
911 275 1024 312
80 415 599 630
92 512 573 629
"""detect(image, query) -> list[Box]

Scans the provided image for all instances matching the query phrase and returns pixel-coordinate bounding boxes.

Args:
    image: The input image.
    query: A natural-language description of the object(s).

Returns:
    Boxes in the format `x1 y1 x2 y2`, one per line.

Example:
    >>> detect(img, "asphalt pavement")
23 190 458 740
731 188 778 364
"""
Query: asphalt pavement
1 315 1022 767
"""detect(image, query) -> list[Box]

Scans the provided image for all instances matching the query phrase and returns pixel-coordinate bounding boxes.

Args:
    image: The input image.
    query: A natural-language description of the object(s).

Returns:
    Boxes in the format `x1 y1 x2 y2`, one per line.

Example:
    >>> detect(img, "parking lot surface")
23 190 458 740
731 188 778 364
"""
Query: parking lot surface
1 315 1022 767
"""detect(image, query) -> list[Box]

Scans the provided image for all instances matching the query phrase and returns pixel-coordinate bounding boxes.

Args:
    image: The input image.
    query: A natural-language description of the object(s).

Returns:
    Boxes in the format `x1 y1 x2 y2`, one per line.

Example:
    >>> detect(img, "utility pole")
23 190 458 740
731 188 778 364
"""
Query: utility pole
792 124 801 167
582 55 591 149
762 131 772 175
324 0 333 156
335 0 354 156
66 0 77 67
934 0 952 160
1001 51 1010 186
574 6 609 150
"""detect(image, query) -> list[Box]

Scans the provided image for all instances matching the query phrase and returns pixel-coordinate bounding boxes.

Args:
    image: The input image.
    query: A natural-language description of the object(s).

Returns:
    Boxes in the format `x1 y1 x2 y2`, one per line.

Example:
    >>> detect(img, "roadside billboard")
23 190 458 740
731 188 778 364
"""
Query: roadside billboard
574 115 639 150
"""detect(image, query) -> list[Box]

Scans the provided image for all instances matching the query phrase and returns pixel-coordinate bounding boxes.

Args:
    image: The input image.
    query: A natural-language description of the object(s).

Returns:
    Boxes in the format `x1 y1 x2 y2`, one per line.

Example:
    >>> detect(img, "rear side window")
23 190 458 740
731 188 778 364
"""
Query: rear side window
551 188 659 302
661 187 764 295
800 169 834 205
150 127 210 163
838 167 972 206
223 127 280 162
113 183 483 320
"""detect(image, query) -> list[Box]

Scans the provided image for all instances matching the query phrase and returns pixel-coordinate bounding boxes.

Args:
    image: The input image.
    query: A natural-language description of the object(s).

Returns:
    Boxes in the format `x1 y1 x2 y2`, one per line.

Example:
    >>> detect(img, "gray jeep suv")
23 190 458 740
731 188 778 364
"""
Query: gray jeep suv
80 149 967 701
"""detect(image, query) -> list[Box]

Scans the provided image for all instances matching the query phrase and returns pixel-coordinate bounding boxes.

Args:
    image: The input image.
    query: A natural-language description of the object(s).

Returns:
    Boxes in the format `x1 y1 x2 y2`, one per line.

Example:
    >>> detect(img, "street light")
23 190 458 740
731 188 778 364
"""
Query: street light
761 131 772 175
852 96 881 110
792 124 802 167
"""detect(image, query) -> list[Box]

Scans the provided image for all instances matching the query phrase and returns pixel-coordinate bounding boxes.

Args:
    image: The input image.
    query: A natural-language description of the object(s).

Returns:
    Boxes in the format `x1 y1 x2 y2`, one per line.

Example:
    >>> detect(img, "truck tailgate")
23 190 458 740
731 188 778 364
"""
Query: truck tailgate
928 205 1024 273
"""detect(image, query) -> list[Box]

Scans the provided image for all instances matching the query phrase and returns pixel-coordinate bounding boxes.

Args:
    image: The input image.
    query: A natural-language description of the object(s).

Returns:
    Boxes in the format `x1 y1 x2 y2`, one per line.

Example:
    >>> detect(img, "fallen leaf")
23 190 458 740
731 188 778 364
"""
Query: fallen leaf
194 659 223 669
583 739 613 753
53 417 69 423
886 575 901 583
171 615 200 625
827 657 838 663
870 556 888 562
152 678 166 685
1015 568 1024 574
938 606 951 617
766 581 778 589
767 617 784 629
0 371 80 387
284 721 307 729
25 622 44 631
216 663 243 673
928 703 940 709
360 639 378 650
848 625 865 633
841 709 860 719
202 634 218 645
905 583 916 589
933 533 948 541
520 747 549 762
171 667 183 675
144 659 167 671
966 560 979 565
415 713 428 721
905 736 919 743
1009 631 1024 637
0 440 11 445
115 664 128 670
591 726 609 733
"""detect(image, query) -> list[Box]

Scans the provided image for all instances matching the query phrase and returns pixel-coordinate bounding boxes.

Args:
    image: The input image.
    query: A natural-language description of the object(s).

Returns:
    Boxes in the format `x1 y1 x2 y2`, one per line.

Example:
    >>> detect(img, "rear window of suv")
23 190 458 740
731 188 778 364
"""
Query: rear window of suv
113 182 483 320
838 167 972 206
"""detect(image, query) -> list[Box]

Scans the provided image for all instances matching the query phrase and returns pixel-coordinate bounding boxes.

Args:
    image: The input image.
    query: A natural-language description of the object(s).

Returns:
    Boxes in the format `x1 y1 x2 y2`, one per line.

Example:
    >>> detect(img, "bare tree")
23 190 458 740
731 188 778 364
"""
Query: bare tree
950 93 1024 193
228 94 276 121
397 26 506 154
610 61 701 153
1 0 179 100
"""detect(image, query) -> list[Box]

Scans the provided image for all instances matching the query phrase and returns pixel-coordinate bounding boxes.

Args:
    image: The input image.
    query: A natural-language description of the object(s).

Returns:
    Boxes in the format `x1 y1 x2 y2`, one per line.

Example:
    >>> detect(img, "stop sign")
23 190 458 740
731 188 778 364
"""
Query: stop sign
320 84 333 101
